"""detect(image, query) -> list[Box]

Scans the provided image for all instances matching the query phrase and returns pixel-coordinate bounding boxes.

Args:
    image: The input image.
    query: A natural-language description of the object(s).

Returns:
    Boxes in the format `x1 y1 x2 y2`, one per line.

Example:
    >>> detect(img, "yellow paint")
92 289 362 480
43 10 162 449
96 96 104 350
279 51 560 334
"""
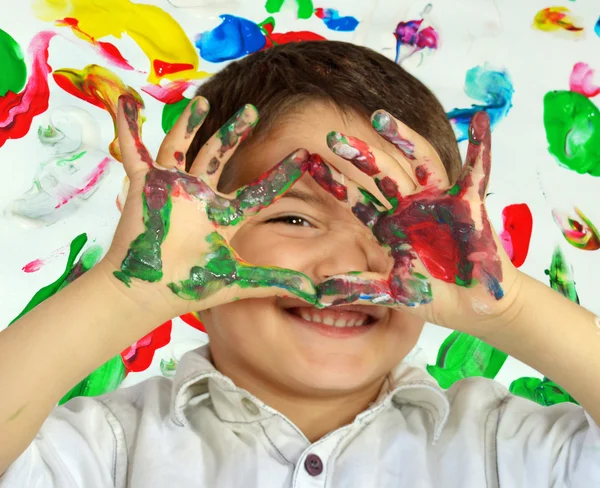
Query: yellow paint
33 0 206 83
53 64 145 161
532 7 584 34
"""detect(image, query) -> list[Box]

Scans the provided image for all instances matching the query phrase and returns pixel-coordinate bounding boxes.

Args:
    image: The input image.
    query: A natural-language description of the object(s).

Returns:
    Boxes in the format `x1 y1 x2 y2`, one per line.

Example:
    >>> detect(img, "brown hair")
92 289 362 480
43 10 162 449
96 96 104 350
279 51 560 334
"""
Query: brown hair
186 40 461 189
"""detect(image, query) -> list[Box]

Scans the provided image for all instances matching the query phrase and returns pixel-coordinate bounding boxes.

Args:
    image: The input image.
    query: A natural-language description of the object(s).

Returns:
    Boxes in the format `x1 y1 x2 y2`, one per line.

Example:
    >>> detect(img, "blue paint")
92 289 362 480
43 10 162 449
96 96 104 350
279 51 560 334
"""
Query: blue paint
595 17 600 38
315 8 359 32
195 14 266 63
447 64 514 142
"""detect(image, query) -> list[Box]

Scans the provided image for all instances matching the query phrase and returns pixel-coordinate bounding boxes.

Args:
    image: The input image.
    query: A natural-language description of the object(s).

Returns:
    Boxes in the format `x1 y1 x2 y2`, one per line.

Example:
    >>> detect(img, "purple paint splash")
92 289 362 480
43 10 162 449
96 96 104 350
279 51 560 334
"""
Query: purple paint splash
394 18 439 64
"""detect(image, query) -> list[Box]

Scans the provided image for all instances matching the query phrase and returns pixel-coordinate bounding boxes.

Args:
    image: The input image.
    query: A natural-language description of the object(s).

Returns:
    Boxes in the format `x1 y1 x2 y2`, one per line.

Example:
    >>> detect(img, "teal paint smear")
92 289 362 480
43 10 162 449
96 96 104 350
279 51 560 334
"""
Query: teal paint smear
426 331 508 389
543 90 600 177
8 233 88 326
59 354 126 405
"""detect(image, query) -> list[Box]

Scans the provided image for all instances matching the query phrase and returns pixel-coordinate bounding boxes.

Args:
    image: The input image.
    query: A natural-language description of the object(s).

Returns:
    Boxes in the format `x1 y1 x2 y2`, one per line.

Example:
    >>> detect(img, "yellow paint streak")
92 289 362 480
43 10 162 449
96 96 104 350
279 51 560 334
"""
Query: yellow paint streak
532 7 584 34
33 0 204 83
53 64 145 161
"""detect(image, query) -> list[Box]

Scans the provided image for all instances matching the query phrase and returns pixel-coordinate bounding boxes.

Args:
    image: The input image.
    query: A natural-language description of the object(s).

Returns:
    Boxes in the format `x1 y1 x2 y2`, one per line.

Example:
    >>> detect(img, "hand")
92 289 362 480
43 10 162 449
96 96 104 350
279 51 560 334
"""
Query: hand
102 95 316 320
312 111 521 335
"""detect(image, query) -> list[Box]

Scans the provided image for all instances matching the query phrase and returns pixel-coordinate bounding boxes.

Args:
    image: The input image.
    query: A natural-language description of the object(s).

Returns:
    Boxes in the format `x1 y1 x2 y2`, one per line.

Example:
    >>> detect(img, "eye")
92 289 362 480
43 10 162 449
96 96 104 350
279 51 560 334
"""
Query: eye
266 215 313 227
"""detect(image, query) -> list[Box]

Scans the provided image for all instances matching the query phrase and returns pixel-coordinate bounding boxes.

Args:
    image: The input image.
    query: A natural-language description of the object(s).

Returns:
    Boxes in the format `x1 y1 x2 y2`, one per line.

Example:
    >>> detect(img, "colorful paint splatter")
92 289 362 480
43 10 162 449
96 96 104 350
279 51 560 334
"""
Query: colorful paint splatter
265 0 314 19
552 207 600 251
393 18 439 64
33 0 203 83
53 64 145 162
260 16 326 48
543 90 600 177
196 15 266 62
569 62 600 98
0 31 55 148
532 7 584 35
314 9 359 32
499 204 533 268
121 320 173 372
447 64 514 142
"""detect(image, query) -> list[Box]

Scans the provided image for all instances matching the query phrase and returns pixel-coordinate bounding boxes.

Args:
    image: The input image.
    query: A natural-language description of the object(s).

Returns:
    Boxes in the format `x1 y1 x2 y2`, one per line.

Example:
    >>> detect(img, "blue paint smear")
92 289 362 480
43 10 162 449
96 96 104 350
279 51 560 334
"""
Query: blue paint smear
446 65 514 142
195 14 266 63
595 17 600 38
317 8 359 32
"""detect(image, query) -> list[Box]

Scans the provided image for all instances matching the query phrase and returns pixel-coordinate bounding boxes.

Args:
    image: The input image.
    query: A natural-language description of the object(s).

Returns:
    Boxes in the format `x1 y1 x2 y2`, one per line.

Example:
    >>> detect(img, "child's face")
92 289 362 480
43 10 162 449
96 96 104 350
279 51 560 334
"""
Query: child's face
201 102 446 395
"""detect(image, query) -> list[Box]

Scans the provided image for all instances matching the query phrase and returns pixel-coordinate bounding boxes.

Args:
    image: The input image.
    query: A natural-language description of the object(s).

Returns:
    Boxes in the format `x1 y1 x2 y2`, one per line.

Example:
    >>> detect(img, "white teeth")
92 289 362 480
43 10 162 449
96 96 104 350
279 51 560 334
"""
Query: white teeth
300 311 312 322
311 314 323 324
355 319 366 326
346 319 356 327
334 318 347 327
294 309 371 328
323 316 335 326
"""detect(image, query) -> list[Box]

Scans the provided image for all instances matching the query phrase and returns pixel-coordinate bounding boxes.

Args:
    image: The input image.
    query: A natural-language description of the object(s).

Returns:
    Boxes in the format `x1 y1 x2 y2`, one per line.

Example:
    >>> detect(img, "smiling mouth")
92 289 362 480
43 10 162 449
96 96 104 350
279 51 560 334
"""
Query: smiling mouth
284 307 378 328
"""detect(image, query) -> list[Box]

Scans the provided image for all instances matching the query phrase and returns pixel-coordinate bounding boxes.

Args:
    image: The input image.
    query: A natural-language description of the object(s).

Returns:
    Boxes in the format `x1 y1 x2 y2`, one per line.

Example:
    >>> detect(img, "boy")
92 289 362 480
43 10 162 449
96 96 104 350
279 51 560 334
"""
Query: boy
1 41 599 487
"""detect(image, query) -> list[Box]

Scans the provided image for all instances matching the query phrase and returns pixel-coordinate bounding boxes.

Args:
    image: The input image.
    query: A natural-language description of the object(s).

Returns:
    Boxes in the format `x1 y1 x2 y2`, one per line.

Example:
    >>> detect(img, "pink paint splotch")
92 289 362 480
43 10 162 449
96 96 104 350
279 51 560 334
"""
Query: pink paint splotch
0 31 55 148
141 80 192 104
21 244 69 273
22 259 45 273
393 19 439 64
499 203 533 268
569 62 600 98
55 157 111 208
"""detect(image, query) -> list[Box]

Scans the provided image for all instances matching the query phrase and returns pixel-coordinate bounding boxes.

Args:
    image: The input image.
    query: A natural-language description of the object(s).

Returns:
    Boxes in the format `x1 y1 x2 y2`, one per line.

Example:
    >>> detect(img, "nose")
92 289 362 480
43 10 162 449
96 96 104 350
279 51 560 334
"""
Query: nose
311 225 391 283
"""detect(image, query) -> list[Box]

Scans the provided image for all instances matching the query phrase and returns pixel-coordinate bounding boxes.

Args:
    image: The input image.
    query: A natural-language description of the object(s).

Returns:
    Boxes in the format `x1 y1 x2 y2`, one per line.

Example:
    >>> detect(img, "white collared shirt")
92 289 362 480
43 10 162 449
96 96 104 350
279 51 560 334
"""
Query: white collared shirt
2 344 599 487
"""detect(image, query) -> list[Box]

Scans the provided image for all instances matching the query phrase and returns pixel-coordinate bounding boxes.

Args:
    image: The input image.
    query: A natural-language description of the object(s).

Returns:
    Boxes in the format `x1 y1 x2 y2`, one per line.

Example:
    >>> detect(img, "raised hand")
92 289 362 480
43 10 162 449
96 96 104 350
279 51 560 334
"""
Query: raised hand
103 95 316 318
312 111 519 331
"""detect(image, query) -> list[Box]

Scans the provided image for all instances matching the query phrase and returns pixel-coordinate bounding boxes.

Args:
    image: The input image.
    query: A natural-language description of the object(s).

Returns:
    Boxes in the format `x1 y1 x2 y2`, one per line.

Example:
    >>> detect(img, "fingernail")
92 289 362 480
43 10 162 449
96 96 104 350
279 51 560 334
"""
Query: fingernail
217 104 258 152
327 132 378 176
371 110 415 160
371 110 393 133
186 97 210 136
468 111 490 144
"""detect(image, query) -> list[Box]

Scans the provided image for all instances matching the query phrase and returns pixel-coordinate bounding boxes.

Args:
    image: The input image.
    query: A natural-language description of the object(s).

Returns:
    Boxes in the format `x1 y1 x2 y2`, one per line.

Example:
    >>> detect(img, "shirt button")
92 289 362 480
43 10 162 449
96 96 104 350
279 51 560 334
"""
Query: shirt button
241 397 260 415
304 453 323 476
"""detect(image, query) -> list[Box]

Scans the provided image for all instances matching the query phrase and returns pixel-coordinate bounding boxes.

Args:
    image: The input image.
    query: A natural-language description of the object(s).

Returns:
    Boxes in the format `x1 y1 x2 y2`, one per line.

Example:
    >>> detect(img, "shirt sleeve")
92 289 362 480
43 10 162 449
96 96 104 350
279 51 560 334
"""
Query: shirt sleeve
0 396 126 488
495 393 600 486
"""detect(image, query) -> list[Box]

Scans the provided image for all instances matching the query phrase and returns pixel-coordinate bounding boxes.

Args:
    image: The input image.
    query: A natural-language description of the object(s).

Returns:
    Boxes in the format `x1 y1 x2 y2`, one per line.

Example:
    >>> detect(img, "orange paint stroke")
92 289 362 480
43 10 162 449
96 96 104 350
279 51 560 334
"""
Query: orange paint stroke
52 64 144 162
33 0 207 83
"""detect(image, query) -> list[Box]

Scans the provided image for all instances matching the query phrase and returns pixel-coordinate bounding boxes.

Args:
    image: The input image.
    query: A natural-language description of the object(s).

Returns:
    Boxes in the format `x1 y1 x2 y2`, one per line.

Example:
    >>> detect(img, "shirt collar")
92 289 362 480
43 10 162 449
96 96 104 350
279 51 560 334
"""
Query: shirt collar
171 344 450 442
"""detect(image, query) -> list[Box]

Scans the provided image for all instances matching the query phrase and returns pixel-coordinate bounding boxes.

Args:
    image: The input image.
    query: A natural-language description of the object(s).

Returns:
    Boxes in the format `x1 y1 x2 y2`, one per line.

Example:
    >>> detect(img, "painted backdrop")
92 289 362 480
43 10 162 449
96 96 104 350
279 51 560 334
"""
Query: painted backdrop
1 0 599 406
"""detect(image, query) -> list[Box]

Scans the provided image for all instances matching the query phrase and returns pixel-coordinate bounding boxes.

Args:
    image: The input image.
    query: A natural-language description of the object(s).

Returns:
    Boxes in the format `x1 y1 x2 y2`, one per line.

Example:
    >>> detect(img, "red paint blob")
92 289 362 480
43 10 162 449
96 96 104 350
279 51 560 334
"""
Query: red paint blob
153 60 195 77
0 32 55 148
415 164 429 185
179 312 206 332
499 203 533 268
53 72 106 109
261 21 326 48
120 319 172 372
174 151 184 163
22 258 45 273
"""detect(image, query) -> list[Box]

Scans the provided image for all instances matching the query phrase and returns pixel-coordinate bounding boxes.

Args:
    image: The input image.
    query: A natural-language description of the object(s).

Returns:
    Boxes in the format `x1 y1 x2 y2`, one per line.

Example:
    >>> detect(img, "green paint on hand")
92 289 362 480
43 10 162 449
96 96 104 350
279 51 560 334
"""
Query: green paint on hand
114 173 173 286
265 0 314 19
9 233 88 326
162 97 190 134
186 98 208 136
426 331 508 389
545 246 579 304
168 232 316 304
544 90 600 177
509 377 579 407
59 354 126 405
0 28 27 97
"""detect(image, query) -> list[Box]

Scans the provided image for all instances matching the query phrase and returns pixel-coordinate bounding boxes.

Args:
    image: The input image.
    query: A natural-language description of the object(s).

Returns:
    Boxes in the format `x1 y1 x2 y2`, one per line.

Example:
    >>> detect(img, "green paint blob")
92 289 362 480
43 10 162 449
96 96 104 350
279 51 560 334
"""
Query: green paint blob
162 97 190 134
509 377 578 407
0 28 27 97
59 354 126 405
543 90 600 177
544 246 579 304
426 331 508 389
265 0 314 19
9 234 88 326
168 232 316 304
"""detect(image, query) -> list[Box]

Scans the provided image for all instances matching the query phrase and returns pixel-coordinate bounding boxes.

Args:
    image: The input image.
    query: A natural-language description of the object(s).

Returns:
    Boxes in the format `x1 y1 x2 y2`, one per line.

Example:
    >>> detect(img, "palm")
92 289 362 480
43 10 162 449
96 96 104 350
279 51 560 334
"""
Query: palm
106 95 316 316
314 111 516 328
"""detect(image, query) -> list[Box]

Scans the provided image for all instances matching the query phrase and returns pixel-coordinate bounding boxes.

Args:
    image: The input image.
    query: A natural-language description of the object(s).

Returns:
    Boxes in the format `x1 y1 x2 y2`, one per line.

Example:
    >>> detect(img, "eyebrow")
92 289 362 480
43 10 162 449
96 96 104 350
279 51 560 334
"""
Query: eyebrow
280 188 330 207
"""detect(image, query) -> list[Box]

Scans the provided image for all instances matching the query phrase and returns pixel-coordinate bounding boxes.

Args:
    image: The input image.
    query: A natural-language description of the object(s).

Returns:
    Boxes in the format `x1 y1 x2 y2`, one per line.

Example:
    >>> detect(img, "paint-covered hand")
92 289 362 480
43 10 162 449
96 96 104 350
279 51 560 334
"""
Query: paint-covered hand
103 95 316 319
313 111 520 334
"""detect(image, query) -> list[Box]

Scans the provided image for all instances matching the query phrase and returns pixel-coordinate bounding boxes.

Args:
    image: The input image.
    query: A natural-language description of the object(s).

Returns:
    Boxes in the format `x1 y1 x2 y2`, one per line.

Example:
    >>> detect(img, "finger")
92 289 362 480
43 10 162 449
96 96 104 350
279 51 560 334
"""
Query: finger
188 104 258 181
307 153 384 230
233 148 310 216
371 110 449 189
317 273 395 307
326 131 416 207
452 111 491 201
156 96 210 170
116 94 153 176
